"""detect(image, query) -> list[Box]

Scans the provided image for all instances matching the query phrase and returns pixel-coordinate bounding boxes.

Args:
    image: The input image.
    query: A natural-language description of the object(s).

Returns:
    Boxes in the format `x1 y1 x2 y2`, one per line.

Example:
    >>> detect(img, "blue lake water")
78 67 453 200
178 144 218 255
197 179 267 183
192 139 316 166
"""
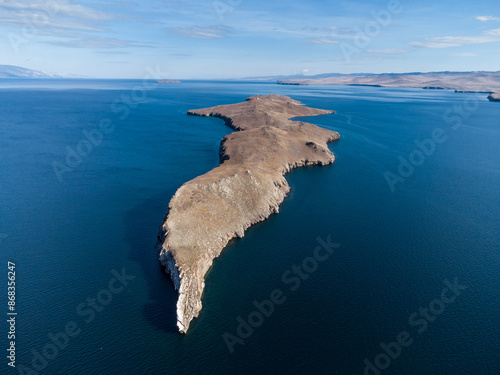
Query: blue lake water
1 80 499 374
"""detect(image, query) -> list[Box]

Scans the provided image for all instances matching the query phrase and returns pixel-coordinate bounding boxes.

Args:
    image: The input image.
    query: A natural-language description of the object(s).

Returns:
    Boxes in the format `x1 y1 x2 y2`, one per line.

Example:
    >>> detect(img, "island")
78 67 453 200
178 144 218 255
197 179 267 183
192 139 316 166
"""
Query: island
157 95 339 333
422 86 445 90
455 90 493 94
488 93 500 102
348 83 383 87
277 80 308 85
155 79 182 83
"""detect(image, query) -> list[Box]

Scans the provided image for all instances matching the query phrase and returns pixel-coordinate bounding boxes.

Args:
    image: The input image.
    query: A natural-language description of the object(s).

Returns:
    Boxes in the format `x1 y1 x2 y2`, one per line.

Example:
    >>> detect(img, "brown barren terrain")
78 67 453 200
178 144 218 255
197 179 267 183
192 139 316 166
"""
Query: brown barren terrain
158 95 339 333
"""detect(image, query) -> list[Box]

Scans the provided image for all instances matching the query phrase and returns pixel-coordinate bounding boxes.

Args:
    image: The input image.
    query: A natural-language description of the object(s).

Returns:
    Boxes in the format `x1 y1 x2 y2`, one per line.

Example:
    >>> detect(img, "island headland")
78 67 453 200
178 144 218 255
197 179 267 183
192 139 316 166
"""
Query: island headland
488 93 500 102
157 95 339 333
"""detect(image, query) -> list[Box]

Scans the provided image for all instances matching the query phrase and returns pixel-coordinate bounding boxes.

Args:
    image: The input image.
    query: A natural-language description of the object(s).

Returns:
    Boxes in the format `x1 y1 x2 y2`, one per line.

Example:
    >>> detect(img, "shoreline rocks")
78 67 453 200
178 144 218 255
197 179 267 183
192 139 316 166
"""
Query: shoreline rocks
487 93 500 102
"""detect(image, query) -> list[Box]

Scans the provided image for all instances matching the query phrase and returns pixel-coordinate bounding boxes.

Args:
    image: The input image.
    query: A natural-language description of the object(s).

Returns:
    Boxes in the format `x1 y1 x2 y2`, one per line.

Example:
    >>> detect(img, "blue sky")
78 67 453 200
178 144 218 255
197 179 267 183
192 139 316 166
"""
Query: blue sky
1 0 499 78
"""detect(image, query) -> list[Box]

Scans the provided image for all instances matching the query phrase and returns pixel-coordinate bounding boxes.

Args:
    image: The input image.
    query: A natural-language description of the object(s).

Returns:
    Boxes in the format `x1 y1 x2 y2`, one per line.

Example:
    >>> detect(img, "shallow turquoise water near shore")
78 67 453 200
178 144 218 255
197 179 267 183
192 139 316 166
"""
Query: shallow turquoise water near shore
1 80 499 374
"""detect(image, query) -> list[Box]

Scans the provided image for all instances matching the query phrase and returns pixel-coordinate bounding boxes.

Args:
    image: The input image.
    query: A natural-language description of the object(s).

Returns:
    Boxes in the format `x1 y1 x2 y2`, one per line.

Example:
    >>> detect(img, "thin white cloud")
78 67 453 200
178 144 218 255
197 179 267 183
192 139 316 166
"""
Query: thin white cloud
95 50 132 55
449 52 478 57
46 36 154 49
270 25 353 40
367 49 410 55
0 15 106 32
476 16 500 22
306 38 339 44
0 0 159 51
410 28 500 48
168 26 231 39
0 0 112 21
308 26 338 33
0 0 113 34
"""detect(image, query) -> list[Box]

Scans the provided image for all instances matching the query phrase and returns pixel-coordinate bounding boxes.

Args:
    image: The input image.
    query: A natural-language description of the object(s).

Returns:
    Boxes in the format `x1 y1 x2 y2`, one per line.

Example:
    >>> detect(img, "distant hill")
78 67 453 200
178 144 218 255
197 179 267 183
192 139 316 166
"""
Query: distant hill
242 71 500 102
238 72 359 82
0 65 84 78
266 71 500 93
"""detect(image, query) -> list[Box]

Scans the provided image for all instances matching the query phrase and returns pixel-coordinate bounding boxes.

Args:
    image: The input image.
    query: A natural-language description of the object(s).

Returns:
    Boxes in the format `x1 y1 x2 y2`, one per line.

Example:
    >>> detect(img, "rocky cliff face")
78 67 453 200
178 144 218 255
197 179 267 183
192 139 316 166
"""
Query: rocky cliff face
488 93 500 102
158 95 339 333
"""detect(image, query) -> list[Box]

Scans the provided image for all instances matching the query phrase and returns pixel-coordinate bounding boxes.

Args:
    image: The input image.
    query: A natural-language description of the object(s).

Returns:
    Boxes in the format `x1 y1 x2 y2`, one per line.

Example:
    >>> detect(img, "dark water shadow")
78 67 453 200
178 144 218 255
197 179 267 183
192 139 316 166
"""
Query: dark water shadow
124 187 180 334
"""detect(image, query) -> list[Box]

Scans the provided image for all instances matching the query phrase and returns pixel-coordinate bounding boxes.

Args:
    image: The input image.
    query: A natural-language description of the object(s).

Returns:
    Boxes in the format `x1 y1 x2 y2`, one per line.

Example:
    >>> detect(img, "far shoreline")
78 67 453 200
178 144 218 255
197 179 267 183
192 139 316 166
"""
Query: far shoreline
273 71 500 103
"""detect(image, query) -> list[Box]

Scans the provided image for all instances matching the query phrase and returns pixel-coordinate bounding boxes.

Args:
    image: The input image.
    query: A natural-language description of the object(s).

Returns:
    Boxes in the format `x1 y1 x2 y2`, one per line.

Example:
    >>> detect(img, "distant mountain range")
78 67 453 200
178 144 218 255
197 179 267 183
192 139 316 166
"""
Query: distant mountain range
241 71 500 103
2 66 499 102
0 65 84 78
242 71 500 91
239 72 376 81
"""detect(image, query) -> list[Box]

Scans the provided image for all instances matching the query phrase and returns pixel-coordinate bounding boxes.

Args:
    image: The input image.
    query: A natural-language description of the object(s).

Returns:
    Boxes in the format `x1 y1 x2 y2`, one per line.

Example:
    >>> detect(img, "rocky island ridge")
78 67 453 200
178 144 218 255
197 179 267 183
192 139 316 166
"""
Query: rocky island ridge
158 95 339 333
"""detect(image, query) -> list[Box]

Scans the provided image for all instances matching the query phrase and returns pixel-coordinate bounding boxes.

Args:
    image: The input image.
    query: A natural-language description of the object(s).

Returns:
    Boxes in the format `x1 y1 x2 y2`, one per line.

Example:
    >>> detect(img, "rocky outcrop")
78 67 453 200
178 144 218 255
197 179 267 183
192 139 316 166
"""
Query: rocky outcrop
155 79 182 83
277 81 308 85
158 95 339 333
348 83 382 87
488 93 500 102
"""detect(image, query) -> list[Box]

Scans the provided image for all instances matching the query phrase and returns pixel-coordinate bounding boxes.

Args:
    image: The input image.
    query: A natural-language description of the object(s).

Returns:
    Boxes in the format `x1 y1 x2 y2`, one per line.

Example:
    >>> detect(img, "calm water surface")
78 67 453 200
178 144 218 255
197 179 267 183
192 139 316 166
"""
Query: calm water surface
1 80 499 374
